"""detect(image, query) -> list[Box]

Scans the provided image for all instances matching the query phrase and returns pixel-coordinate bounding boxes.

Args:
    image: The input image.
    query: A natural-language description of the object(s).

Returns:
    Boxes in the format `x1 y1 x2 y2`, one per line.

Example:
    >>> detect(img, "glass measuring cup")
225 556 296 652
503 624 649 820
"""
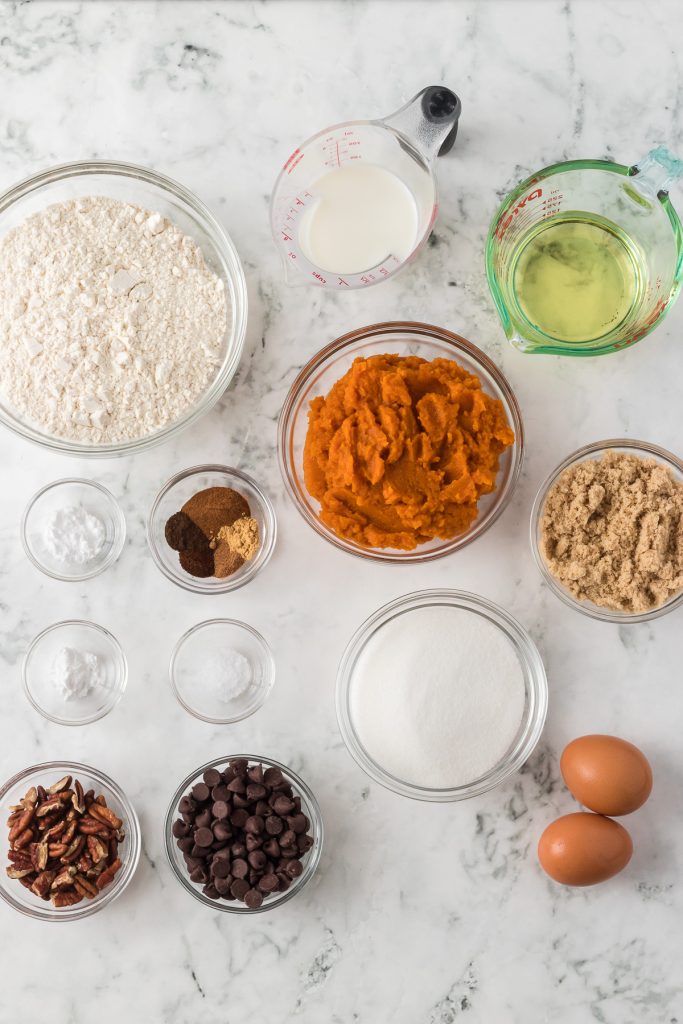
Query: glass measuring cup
485 147 683 356
270 86 461 290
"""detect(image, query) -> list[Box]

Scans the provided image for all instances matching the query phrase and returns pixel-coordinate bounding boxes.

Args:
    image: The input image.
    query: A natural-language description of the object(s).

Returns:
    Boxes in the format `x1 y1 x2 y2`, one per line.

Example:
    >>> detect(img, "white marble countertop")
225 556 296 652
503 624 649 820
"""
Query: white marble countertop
1 1 682 1021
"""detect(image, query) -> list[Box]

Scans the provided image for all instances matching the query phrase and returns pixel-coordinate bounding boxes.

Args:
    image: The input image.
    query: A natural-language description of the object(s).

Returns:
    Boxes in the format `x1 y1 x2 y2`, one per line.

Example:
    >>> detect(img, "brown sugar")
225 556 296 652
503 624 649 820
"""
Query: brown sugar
540 451 683 613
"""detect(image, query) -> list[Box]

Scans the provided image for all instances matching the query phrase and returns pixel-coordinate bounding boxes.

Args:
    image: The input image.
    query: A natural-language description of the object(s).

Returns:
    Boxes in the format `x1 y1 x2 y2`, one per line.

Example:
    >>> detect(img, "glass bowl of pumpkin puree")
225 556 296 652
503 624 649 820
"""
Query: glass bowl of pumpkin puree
277 322 524 563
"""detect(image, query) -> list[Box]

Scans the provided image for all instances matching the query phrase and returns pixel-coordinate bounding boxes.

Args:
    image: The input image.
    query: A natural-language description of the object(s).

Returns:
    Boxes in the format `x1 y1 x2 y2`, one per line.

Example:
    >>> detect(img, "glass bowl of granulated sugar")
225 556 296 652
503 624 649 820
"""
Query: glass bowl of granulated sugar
337 590 548 802
0 161 247 457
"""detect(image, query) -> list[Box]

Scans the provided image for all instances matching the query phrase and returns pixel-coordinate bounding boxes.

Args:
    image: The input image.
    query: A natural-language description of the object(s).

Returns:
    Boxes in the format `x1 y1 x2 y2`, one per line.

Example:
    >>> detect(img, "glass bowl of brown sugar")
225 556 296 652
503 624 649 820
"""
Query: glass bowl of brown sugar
147 465 276 594
530 438 683 624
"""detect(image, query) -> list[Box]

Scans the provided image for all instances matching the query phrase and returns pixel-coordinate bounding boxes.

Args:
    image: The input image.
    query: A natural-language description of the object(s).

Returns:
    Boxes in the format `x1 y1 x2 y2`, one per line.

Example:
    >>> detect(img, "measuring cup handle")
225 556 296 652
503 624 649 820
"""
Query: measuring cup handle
422 87 462 156
380 86 462 162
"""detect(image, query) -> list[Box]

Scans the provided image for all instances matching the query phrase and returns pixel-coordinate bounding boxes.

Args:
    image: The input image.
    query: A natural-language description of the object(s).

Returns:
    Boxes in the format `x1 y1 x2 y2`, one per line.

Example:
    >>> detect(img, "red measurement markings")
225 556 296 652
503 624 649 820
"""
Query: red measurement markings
495 185 543 240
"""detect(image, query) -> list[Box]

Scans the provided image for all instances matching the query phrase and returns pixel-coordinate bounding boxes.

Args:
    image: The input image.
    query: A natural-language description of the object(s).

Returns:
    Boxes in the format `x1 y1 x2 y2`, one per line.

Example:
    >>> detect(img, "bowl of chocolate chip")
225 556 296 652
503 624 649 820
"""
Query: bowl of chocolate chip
0 761 140 921
165 756 323 912
147 465 276 594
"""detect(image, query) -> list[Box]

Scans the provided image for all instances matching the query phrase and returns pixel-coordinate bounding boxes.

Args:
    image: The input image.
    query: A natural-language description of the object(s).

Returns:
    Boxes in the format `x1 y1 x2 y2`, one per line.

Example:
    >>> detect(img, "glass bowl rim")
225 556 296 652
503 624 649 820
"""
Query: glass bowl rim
164 754 324 913
336 588 548 801
0 759 141 921
277 320 524 563
22 619 128 726
530 437 683 623
169 618 275 724
21 477 126 582
146 463 277 594
0 158 247 458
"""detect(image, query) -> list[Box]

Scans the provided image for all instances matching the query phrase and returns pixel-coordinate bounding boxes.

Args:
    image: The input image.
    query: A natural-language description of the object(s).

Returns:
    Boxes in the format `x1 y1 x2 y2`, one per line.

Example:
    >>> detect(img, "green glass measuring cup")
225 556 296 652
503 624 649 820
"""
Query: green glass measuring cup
485 147 683 356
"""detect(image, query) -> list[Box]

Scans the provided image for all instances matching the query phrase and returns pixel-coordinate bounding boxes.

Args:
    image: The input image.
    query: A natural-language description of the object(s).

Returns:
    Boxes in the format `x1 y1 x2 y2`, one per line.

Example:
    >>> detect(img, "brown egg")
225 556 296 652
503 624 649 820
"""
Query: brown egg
560 735 653 816
538 812 633 886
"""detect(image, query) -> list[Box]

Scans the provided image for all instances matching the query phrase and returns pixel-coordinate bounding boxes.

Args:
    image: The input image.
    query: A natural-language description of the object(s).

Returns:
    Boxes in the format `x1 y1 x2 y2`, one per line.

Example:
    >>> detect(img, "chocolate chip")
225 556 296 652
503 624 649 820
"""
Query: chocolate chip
273 796 294 816
212 821 232 841
190 866 207 884
192 783 210 803
203 883 220 900
230 878 249 900
227 777 245 794
212 858 232 879
232 858 248 879
211 784 231 802
248 850 267 870
203 768 222 788
247 764 264 784
230 842 247 859
246 783 267 801
195 809 212 829
244 888 263 909
258 873 279 893
177 836 194 854
230 758 249 775
172 819 189 838
245 833 262 852
288 814 308 834
214 876 232 895
194 827 214 848
263 838 280 859
230 808 248 828
178 796 195 814
245 815 264 834
297 834 314 853
263 767 283 788
232 794 249 809
265 815 283 836
286 859 303 878
255 800 271 817
212 800 230 820
280 829 296 848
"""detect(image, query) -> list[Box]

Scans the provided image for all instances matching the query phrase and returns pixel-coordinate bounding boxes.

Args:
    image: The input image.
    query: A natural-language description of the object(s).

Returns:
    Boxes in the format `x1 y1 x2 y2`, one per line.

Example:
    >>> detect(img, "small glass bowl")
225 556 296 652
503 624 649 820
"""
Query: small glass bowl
147 465 276 594
21 479 126 581
0 760 140 921
23 620 127 726
530 438 683 624
165 755 323 913
336 589 548 801
0 160 247 457
278 321 524 564
170 619 275 723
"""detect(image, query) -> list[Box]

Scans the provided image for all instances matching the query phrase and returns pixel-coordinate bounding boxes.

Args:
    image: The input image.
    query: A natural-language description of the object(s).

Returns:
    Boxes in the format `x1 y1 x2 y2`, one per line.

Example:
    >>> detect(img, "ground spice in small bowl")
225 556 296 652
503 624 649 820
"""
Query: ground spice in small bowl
165 486 260 580
540 450 683 613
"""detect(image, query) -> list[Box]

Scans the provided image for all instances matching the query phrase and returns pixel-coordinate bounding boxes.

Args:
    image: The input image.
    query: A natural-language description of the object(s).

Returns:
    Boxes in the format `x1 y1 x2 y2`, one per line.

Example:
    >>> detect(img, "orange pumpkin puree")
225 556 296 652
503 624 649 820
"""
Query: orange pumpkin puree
303 354 515 550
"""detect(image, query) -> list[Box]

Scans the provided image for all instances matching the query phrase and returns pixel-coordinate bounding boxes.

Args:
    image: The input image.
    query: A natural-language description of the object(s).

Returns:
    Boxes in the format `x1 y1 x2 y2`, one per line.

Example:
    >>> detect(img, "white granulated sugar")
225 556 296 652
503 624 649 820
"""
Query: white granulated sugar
351 606 526 788
0 197 229 444
43 504 105 565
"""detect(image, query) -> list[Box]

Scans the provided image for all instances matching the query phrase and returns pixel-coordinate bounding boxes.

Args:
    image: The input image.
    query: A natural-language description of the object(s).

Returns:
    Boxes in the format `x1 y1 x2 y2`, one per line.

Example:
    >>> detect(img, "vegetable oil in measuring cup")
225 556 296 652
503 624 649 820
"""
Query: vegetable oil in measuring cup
511 214 644 344
298 165 419 276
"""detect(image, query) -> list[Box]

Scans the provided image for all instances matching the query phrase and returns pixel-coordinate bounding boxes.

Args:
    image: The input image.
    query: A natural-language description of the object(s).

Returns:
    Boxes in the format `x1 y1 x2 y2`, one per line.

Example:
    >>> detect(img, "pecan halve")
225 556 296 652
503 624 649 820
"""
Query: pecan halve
73 874 98 899
87 804 122 830
12 828 34 850
47 775 72 795
86 836 108 864
6 866 34 879
60 836 86 865
51 867 77 891
8 806 35 842
77 818 111 837
35 795 63 818
96 857 122 890
48 843 68 859
72 780 86 815
52 890 83 908
31 870 56 898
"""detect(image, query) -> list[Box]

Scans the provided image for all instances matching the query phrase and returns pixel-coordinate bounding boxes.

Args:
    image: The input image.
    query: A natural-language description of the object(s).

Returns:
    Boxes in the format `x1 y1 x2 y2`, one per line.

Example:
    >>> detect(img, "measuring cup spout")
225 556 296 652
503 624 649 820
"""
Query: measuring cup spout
630 146 683 200
380 86 462 163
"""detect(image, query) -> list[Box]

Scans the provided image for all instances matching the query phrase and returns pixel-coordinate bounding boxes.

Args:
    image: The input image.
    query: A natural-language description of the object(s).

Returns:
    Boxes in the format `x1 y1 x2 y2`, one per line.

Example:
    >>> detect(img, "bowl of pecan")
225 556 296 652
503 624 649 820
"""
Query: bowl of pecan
0 762 140 921
165 755 323 912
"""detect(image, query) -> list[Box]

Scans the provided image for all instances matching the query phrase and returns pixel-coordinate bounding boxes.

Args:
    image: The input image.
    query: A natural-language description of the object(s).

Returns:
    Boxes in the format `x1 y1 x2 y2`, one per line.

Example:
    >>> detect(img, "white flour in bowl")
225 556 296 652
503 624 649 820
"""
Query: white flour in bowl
0 196 228 444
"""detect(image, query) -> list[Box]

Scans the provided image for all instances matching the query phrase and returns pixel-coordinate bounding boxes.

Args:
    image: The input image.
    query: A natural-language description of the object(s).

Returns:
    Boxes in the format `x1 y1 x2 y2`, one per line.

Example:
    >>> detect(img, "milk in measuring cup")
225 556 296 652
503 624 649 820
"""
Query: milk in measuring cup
298 165 418 275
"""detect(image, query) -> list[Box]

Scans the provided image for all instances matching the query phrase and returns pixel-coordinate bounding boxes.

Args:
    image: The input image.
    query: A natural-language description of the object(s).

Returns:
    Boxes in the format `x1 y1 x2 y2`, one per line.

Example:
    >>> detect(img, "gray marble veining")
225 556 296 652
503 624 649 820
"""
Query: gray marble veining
0 1 682 1021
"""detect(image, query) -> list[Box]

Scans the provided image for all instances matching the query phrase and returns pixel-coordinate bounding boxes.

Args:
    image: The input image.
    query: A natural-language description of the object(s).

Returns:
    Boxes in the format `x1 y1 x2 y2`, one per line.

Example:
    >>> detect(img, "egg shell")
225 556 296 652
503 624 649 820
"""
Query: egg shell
538 812 633 886
560 734 653 816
